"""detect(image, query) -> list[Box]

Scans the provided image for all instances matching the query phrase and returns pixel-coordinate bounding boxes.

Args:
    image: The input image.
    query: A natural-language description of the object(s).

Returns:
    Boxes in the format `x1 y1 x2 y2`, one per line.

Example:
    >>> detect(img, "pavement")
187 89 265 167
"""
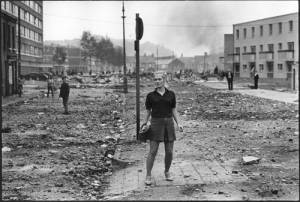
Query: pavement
197 80 299 105
1 86 44 107
104 143 247 199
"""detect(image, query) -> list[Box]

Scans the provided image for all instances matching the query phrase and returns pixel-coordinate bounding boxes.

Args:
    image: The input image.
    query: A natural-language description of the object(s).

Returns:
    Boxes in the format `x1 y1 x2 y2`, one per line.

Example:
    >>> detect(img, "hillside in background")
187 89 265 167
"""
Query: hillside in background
44 37 174 57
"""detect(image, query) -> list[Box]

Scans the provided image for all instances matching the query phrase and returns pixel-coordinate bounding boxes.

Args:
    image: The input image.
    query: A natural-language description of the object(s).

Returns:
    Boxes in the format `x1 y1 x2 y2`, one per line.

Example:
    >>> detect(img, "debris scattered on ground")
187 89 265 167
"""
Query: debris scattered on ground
242 156 261 165
2 147 12 152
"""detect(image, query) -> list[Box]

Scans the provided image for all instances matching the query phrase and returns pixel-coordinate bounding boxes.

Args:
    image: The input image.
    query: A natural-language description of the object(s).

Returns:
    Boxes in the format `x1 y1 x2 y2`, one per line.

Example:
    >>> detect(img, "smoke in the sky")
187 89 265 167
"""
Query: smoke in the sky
158 2 231 55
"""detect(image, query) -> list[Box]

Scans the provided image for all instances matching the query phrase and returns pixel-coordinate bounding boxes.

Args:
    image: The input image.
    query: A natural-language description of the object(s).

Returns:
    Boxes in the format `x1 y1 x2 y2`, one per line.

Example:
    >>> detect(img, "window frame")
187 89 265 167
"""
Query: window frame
269 24 273 35
278 22 282 34
260 25 263 36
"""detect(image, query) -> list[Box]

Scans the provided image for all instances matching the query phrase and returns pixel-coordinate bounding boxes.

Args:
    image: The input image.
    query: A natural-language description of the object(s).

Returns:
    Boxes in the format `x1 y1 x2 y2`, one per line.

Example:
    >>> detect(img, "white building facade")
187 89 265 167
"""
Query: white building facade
232 12 298 79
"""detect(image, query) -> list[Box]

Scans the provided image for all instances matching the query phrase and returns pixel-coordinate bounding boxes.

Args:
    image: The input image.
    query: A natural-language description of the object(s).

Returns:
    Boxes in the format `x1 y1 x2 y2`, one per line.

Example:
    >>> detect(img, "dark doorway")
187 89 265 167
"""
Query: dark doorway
267 62 274 78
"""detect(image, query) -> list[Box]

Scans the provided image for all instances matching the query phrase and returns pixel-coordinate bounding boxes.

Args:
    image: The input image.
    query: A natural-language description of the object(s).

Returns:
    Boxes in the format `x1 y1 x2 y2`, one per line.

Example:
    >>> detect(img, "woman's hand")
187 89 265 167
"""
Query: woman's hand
177 124 183 132
141 121 150 132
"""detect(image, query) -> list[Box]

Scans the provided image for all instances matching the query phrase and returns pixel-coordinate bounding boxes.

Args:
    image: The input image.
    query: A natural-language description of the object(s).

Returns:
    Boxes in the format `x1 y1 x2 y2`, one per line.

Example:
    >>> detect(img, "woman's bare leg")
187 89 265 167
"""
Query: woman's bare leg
146 141 160 177
164 141 174 172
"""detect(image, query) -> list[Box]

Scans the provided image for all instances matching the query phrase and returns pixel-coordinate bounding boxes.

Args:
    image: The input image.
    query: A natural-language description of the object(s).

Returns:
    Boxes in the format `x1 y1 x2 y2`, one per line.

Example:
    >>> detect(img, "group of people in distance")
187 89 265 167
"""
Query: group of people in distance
225 70 259 90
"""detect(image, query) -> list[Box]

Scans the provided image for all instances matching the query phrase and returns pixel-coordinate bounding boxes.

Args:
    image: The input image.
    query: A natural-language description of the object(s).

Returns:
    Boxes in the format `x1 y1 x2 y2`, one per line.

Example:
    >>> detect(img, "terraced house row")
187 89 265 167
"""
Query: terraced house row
224 12 298 81
1 0 43 96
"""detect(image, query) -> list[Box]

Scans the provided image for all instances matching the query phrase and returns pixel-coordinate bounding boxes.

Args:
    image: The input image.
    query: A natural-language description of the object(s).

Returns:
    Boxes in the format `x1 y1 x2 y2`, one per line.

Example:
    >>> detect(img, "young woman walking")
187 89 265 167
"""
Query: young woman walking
142 72 183 185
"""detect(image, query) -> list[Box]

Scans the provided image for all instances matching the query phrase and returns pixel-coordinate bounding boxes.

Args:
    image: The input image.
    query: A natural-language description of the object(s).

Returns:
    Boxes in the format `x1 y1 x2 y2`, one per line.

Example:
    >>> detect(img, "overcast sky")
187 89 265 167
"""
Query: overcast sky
44 1 298 56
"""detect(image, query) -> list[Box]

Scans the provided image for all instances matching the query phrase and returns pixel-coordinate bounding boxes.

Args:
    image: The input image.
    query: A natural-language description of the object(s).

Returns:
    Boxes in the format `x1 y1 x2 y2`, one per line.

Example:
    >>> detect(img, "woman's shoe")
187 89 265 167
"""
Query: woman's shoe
145 176 152 185
164 171 174 181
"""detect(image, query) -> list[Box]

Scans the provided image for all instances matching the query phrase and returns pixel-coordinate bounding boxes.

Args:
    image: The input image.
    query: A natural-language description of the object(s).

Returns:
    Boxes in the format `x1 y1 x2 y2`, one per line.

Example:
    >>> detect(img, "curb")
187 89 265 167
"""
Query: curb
2 94 41 108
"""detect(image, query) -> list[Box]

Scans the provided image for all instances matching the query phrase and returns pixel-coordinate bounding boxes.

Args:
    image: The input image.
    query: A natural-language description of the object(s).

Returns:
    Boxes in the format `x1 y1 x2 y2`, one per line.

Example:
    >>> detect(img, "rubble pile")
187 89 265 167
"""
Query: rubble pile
180 88 298 121
2 88 131 200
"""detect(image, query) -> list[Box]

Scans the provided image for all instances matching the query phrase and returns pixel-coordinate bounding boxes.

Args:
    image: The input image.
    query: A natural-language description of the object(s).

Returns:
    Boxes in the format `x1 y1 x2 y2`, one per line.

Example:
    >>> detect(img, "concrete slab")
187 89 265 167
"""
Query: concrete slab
103 158 248 199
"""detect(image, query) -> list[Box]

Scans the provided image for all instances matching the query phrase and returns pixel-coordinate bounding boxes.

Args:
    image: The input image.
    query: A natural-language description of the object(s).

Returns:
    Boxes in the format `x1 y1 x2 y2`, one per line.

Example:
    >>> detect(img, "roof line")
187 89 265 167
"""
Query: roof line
233 12 298 26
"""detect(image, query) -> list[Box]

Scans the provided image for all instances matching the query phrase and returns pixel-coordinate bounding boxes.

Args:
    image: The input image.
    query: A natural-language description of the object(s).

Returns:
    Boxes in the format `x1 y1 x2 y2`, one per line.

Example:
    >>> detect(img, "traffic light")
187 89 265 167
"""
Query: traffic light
136 16 143 40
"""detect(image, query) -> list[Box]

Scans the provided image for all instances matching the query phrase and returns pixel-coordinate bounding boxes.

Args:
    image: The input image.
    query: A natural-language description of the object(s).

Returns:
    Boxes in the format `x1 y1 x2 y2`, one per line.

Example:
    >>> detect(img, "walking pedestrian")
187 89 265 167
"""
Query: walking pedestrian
59 76 70 114
47 76 54 97
142 72 183 186
225 70 234 90
17 76 24 97
254 72 259 89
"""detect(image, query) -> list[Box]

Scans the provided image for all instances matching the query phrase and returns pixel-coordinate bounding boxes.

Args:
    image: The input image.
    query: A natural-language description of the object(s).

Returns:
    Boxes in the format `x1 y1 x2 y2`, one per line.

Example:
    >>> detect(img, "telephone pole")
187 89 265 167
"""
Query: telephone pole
122 1 128 93
0 0 3 132
156 47 158 71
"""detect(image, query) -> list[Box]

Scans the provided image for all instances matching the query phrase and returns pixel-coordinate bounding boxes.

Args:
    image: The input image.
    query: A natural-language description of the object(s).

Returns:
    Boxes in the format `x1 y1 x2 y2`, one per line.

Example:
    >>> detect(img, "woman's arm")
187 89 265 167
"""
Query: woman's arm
172 108 183 131
143 109 151 126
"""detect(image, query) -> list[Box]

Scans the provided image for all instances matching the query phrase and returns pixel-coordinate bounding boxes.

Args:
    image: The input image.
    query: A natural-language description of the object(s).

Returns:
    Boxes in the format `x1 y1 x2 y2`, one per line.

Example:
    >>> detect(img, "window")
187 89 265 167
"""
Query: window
235 47 240 54
288 42 294 50
243 46 247 53
30 1 34 9
12 27 16 49
20 26 24 36
30 46 34 55
1 1 5 10
236 29 239 39
251 27 255 38
25 28 29 38
31 14 35 24
38 34 42 42
259 64 264 72
33 2 37 11
278 43 282 50
269 24 272 35
268 44 274 52
278 22 282 34
20 9 24 20
25 11 28 22
278 64 283 71
13 4 18 16
289 20 293 31
38 20 42 29
243 28 247 38
6 1 12 13
34 17 38 26
30 30 34 40
260 25 263 36
260 45 263 52
243 64 247 71
250 46 256 53
38 5 42 14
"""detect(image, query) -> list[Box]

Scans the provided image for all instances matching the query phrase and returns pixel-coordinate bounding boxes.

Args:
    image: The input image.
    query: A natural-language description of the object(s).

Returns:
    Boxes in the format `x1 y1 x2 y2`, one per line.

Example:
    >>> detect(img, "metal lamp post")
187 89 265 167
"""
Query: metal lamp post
122 1 128 93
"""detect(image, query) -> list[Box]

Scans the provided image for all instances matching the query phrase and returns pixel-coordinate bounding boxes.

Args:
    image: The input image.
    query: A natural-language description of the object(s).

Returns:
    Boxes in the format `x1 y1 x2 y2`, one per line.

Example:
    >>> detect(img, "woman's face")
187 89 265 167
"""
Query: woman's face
154 75 164 88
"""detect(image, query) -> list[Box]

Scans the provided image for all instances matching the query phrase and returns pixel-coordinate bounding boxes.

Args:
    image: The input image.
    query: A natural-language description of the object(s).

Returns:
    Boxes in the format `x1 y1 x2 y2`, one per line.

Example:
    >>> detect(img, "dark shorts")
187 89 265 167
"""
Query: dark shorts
62 97 68 106
150 117 176 142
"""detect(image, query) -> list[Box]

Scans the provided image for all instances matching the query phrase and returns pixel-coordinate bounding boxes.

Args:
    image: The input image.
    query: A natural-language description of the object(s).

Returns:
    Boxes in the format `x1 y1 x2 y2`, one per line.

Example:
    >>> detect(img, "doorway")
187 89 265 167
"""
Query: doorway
267 62 274 78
